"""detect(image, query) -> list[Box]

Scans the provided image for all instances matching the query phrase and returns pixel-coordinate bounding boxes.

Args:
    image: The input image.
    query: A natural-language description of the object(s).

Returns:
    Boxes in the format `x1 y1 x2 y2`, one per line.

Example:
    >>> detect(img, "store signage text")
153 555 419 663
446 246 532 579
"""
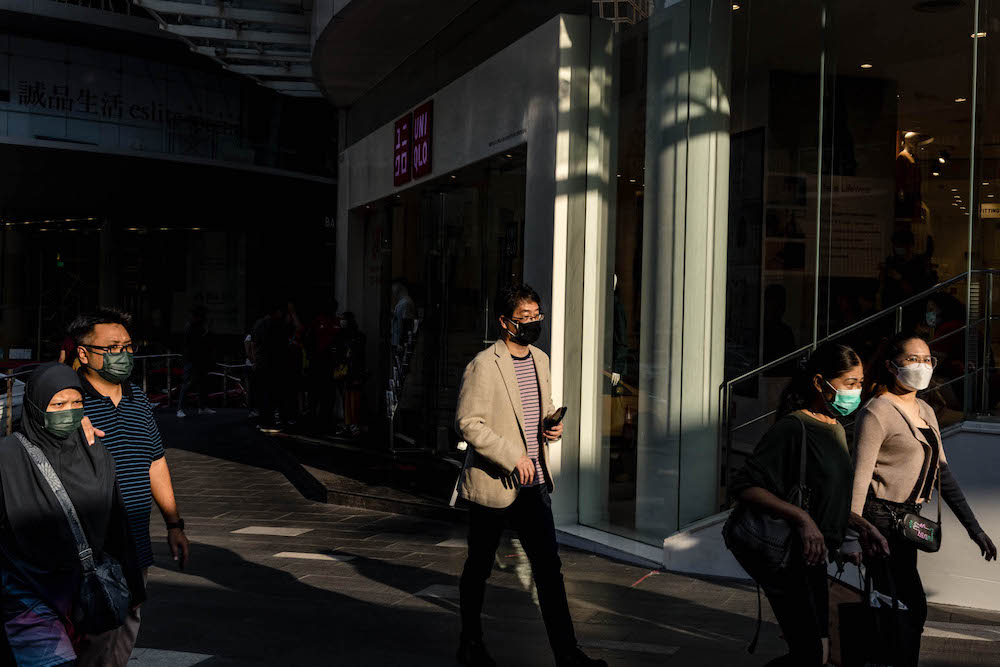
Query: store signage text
393 100 434 187
981 203 1000 219
12 80 239 134
394 113 412 186
412 101 433 178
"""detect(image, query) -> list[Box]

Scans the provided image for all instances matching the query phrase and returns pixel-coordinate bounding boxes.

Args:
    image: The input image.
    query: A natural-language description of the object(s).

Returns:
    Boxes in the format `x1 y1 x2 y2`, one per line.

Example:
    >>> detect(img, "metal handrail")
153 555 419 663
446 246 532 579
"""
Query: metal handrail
720 268 1000 505
725 270 995 388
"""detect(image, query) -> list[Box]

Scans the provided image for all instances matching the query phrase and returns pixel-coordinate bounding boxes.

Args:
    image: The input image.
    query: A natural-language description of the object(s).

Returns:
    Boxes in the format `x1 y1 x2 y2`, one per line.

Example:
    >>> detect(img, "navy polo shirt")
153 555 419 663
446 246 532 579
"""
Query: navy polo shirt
80 375 165 568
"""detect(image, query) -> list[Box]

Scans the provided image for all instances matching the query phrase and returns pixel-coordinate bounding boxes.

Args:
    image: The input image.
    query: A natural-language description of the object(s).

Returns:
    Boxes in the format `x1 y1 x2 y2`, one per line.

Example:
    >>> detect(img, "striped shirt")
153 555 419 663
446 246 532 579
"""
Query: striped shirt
511 353 545 486
80 376 165 568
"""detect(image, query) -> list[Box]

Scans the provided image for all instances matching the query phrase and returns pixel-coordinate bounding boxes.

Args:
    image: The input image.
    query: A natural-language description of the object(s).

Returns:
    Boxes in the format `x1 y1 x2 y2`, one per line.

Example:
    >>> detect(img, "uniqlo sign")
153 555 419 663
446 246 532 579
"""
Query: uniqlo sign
393 113 412 186
412 101 433 179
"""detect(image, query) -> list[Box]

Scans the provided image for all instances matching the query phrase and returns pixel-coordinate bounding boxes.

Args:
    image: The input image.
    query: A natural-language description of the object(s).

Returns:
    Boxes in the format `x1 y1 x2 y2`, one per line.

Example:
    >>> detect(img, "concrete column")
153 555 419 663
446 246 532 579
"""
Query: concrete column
547 14 592 525
636 0 731 538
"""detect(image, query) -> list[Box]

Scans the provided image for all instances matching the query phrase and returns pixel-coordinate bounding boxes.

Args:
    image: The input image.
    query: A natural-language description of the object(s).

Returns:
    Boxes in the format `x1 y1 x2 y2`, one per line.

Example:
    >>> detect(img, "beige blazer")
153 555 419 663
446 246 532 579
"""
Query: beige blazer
455 340 557 509
851 394 947 516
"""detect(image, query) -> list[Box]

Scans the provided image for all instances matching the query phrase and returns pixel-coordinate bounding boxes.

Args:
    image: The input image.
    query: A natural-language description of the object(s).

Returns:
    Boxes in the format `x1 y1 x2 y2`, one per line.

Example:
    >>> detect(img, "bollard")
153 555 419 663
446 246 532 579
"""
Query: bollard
166 355 172 409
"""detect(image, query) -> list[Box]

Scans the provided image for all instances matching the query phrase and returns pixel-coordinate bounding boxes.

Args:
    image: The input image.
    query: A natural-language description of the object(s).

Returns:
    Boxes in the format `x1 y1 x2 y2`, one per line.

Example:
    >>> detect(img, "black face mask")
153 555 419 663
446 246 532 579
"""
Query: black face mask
507 320 542 346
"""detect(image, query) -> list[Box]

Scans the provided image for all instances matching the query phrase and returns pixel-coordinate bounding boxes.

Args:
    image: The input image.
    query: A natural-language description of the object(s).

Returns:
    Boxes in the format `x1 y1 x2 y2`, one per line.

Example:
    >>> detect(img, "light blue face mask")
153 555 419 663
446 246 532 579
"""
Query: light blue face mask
826 381 862 416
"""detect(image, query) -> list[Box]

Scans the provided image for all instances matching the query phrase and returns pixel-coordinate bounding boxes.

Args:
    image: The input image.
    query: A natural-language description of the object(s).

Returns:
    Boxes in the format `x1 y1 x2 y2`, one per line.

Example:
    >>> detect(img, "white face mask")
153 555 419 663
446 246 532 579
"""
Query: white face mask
893 362 934 391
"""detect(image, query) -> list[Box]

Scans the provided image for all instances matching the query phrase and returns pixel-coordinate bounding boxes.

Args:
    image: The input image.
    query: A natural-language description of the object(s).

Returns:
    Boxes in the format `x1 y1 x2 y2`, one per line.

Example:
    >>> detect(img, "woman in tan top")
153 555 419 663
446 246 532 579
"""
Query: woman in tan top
851 333 997 667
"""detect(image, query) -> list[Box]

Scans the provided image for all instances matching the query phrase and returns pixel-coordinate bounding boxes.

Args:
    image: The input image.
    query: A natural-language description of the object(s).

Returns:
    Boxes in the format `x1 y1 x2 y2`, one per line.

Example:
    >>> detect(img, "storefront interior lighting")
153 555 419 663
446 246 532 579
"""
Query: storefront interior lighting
973 32 988 38
956 97 967 103
861 63 873 69
630 178 636 183
932 171 940 176
732 3 740 9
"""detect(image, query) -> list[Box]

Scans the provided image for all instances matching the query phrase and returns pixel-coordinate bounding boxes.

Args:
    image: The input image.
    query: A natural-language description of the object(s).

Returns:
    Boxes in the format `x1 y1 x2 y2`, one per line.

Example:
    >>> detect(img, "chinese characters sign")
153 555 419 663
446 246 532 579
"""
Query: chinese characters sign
392 100 434 187
1 35 243 162
394 113 412 186
412 101 433 179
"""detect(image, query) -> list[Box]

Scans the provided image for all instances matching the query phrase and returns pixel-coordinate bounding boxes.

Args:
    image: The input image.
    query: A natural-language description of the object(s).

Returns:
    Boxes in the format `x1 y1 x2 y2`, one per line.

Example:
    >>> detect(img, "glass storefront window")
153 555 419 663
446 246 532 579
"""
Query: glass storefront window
354 148 527 453
583 0 993 545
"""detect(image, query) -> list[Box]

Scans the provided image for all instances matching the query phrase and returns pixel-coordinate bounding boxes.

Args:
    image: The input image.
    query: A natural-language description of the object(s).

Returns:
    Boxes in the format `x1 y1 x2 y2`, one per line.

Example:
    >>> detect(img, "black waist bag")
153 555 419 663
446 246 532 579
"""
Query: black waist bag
15 433 130 634
723 415 809 571
869 465 942 554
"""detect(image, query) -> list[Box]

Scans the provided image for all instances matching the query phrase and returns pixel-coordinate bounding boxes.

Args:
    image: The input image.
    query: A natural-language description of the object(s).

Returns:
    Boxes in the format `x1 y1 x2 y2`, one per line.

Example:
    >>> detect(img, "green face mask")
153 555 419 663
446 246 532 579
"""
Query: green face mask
93 350 134 385
825 381 862 417
44 407 85 439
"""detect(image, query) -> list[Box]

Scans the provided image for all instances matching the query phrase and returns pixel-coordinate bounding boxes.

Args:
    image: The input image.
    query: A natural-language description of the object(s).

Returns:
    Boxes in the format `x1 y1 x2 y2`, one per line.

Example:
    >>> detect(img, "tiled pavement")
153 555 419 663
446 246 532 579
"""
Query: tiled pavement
132 410 1000 666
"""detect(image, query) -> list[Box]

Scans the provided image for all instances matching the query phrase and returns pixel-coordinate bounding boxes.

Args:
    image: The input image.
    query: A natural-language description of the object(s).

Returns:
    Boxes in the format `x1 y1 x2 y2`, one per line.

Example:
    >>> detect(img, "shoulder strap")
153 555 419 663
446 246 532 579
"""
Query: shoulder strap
797 416 808 488
13 433 96 573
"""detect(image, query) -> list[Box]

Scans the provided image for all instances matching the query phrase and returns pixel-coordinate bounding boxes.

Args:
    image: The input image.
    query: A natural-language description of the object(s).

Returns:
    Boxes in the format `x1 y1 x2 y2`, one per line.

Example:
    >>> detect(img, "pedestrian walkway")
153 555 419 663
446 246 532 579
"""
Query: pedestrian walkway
138 410 1000 665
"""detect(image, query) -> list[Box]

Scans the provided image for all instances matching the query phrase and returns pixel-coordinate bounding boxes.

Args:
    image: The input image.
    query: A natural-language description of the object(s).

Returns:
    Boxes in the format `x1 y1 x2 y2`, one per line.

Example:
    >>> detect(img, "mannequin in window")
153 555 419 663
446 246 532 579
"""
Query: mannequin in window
895 132 923 221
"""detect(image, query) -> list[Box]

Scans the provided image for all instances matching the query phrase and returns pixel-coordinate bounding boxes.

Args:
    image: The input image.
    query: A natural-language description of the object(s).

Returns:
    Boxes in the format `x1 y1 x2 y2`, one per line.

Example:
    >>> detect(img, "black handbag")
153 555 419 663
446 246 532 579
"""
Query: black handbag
722 415 809 653
838 565 919 667
723 415 809 571
878 464 942 554
15 433 131 635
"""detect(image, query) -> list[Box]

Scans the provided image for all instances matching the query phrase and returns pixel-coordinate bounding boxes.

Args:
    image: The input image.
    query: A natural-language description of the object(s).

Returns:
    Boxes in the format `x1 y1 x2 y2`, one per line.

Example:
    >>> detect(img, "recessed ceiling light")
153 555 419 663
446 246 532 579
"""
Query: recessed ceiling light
861 63 873 69
732 3 740 9
961 206 967 210
952 188 959 191
983 182 990 186
955 97 967 102
932 172 941 176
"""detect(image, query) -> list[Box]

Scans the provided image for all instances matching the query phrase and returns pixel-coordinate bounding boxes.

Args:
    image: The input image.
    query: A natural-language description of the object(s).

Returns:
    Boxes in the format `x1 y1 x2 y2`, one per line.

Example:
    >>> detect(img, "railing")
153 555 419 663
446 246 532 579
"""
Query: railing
1 368 33 436
2 354 249 434
134 354 181 408
720 269 1000 506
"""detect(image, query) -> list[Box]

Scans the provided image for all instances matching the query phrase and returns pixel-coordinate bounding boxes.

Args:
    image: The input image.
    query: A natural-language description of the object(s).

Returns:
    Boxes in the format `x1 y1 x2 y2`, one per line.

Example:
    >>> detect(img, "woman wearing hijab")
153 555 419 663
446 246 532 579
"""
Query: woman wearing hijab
0 363 144 666
852 333 997 667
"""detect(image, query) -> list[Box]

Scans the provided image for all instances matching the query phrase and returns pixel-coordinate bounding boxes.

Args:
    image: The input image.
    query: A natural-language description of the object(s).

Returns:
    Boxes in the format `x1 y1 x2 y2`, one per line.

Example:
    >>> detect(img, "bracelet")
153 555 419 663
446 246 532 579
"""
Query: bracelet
166 519 185 531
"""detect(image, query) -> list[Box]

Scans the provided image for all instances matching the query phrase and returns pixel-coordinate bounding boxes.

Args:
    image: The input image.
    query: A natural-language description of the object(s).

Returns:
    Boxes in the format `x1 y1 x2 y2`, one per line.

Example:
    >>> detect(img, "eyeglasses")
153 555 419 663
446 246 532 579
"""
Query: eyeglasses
84 343 138 355
510 313 545 324
899 355 938 368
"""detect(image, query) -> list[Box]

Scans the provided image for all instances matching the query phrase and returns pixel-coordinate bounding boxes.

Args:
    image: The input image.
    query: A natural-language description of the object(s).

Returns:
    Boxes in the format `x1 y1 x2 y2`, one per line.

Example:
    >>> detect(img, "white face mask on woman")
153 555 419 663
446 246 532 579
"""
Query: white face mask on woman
893 362 934 391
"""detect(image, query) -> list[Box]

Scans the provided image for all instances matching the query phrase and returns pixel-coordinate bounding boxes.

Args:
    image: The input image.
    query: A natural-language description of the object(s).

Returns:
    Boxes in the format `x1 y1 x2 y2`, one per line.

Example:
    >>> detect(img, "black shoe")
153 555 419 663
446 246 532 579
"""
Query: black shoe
456 637 497 667
555 646 607 667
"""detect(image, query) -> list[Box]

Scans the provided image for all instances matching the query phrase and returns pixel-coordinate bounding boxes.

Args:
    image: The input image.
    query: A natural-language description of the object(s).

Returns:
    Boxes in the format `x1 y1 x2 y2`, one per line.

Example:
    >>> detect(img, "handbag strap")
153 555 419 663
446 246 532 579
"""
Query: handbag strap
13 433 96 574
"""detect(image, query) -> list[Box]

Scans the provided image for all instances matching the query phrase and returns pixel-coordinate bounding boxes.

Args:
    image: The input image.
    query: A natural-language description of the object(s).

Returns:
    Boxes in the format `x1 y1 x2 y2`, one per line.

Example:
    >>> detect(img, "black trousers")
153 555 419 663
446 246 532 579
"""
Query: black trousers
737 546 829 666
178 363 208 410
864 503 927 667
459 486 577 654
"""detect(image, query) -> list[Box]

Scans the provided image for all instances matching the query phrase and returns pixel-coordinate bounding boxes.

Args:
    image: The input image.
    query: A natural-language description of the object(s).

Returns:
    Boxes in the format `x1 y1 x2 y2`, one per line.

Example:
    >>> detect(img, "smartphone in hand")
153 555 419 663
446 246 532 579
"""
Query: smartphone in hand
543 407 568 430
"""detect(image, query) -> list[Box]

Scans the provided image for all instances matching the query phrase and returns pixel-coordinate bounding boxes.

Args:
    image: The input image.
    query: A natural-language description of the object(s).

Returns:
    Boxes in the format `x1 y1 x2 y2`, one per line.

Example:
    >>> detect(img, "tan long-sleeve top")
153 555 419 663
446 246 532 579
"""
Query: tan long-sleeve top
850 394 946 516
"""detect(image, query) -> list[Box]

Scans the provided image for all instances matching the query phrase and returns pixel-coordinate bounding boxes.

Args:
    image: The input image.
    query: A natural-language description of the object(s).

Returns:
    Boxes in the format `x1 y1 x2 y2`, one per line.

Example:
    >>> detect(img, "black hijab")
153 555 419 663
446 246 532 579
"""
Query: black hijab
0 362 117 571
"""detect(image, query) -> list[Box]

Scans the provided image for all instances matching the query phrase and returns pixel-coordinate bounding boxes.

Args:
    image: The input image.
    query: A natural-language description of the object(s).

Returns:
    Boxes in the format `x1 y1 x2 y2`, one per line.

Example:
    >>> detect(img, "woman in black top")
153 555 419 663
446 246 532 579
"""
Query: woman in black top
729 343 885 666
0 363 144 666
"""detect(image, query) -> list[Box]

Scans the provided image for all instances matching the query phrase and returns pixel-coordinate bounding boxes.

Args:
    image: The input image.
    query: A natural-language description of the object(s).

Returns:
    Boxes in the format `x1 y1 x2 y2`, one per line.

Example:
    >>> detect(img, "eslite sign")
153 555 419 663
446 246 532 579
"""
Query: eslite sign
412 101 433 178
392 100 433 186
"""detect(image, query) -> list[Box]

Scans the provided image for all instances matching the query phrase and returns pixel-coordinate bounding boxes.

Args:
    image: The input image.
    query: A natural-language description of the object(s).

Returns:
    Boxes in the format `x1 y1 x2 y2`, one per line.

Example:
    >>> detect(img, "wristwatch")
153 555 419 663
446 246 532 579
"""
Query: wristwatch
166 519 185 531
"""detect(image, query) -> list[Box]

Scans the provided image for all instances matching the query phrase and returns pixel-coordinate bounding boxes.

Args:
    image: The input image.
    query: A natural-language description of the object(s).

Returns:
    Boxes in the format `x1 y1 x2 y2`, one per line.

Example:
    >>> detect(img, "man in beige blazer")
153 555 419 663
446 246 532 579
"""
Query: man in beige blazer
455 285 606 667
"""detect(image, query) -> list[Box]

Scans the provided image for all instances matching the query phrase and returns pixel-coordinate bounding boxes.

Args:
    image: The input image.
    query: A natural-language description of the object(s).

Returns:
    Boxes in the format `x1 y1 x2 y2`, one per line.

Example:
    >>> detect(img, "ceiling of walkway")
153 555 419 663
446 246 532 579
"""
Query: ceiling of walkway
133 0 321 97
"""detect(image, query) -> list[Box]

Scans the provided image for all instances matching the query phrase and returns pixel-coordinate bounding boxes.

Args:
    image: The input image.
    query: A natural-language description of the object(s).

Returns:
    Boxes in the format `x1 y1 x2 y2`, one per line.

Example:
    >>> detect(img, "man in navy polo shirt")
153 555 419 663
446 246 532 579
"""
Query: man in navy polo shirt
69 308 191 667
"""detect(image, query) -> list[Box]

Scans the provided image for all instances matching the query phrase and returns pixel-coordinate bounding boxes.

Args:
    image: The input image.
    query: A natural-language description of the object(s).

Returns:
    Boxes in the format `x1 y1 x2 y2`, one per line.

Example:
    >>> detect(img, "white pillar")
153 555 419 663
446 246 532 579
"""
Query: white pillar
636 0 731 538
